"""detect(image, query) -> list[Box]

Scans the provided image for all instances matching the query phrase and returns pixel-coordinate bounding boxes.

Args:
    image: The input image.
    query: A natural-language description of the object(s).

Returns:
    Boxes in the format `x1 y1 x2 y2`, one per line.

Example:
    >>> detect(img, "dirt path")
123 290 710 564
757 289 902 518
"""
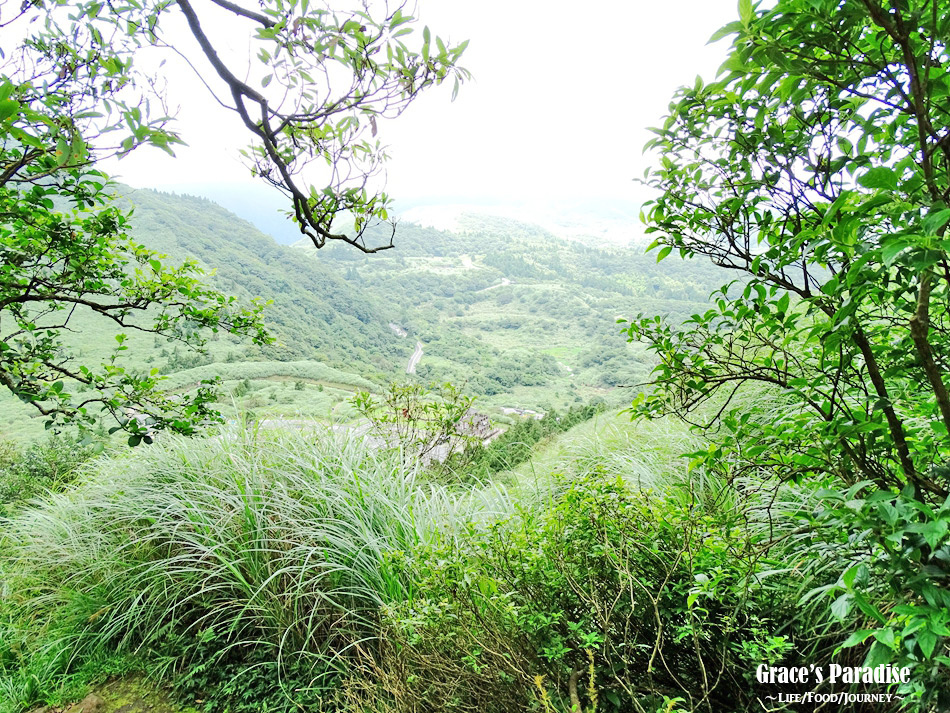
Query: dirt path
36 676 197 713
406 341 424 374
475 277 511 293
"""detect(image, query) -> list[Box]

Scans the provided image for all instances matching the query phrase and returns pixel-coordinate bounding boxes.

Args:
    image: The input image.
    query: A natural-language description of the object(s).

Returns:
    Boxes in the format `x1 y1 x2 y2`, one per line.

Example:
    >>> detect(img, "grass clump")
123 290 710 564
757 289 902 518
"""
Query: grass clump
0 428 511 712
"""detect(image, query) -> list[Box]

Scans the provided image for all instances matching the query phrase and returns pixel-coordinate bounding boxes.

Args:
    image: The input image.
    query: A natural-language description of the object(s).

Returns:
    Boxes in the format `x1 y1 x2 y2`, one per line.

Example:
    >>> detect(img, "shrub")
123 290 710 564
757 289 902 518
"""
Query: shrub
364 471 799 713
0 435 97 515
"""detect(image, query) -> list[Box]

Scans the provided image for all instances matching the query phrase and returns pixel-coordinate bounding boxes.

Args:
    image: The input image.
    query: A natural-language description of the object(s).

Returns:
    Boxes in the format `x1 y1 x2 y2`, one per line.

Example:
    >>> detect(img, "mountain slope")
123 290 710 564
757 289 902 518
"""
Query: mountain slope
121 187 407 374
0 188 727 441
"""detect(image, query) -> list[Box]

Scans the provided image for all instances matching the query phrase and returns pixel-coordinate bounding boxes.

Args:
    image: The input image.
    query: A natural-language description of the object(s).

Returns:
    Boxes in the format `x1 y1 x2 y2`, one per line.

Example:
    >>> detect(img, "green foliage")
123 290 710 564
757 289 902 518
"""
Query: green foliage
0 38 273 439
353 381 482 476
6 412 894 713
0 113 270 436
627 0 950 707
0 623 141 713
802 484 950 706
0 435 97 515
373 471 795 712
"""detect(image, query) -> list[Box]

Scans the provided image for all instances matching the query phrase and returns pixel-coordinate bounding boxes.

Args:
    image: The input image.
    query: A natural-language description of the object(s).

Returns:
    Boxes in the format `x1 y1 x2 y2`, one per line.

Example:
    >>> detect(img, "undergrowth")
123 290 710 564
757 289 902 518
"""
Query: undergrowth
0 417 921 712
0 427 510 712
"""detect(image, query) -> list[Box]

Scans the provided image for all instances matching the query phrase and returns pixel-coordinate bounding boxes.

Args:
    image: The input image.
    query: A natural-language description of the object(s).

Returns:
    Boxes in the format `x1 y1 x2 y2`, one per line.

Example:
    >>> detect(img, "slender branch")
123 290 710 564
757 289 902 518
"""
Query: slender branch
206 0 277 28
909 269 950 438
177 0 395 253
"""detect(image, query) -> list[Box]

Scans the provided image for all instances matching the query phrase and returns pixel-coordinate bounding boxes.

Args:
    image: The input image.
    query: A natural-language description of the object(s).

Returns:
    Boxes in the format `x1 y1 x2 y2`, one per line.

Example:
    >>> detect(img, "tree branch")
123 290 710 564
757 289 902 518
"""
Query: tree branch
909 269 950 440
206 0 277 28
177 0 395 253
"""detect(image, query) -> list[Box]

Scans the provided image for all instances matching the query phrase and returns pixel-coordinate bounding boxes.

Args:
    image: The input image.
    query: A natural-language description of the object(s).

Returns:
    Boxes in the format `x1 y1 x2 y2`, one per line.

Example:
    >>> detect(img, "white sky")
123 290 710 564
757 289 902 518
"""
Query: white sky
102 0 738 209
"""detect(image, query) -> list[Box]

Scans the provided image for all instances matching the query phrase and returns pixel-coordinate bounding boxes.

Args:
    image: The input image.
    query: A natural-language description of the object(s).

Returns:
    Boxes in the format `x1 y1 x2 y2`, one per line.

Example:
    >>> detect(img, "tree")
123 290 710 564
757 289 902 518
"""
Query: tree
352 381 482 475
626 0 950 705
1 0 467 439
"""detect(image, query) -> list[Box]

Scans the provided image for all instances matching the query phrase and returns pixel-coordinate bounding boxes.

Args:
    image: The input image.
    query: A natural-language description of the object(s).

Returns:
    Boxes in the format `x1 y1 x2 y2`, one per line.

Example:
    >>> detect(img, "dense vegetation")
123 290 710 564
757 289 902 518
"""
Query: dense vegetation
0 417 796 713
628 0 950 707
3 0 950 711
0 187 724 440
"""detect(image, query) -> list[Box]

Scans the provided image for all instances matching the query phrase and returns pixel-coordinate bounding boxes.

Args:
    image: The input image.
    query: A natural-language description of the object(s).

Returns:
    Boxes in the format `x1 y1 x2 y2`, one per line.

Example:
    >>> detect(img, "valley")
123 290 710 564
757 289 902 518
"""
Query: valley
0 187 723 441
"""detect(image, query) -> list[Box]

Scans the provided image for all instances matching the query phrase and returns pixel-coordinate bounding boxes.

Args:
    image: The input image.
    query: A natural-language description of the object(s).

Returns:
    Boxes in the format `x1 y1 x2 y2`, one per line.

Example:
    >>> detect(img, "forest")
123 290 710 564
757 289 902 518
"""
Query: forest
1 0 949 712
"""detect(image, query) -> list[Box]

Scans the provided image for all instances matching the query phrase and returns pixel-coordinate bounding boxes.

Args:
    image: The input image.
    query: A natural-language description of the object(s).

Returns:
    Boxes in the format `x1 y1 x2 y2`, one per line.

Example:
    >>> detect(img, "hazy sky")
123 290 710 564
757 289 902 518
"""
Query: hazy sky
102 0 739 209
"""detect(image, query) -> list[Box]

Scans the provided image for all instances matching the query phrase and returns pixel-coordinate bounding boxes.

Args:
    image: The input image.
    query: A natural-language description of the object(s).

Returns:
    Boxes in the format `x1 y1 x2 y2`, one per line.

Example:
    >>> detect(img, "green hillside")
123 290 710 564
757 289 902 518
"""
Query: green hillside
300 212 725 409
0 188 724 441
121 187 407 373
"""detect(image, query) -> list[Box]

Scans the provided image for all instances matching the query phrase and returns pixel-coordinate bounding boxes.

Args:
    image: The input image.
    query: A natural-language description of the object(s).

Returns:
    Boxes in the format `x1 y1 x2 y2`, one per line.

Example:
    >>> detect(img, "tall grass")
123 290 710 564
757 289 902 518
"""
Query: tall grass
0 427 513 706
0 409 840 712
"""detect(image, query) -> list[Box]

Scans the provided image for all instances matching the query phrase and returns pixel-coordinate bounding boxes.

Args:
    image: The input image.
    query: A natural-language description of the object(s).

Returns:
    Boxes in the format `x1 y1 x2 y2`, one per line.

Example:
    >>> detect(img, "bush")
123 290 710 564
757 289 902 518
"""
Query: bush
0 435 97 515
363 471 798 713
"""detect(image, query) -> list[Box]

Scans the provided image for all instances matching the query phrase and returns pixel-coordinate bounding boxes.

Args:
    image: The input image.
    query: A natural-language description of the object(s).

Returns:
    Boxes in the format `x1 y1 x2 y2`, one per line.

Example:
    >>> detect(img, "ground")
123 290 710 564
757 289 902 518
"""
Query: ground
30 678 195 713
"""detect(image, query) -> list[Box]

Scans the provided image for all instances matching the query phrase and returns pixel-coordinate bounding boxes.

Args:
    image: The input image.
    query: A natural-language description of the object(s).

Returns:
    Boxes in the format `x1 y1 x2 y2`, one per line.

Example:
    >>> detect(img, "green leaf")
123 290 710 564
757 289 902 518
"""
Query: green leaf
718 55 750 74
776 292 790 314
842 563 868 588
864 641 893 668
921 519 948 549
853 592 887 625
831 593 852 620
881 239 909 266
0 99 20 123
738 0 753 26
840 629 875 648
917 629 937 659
872 628 895 647
858 166 898 191
922 208 950 235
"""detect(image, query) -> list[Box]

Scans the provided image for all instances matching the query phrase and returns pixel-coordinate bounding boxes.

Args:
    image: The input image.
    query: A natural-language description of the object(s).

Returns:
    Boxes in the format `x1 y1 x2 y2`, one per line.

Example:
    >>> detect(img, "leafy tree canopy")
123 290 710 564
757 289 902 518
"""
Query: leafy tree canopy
1 0 467 440
627 0 950 703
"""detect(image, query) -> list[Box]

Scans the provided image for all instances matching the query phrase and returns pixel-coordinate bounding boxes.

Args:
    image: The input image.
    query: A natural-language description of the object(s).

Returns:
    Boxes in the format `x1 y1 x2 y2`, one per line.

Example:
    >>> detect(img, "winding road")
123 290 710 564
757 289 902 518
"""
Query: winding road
406 341 424 374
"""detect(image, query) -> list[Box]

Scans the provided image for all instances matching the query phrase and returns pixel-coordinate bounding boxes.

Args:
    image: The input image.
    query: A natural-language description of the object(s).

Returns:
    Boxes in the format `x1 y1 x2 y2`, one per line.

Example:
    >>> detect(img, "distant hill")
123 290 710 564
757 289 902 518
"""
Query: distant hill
0 187 727 441
298 210 725 407
121 188 407 369
152 182 647 248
